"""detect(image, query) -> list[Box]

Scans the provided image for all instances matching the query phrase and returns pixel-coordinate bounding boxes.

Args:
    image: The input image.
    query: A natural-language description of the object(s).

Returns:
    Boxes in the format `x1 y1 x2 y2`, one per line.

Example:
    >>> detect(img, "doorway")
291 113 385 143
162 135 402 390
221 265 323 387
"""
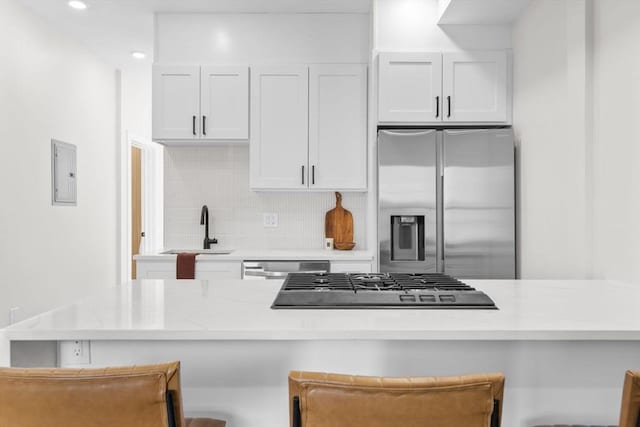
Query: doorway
121 132 163 283
131 146 142 279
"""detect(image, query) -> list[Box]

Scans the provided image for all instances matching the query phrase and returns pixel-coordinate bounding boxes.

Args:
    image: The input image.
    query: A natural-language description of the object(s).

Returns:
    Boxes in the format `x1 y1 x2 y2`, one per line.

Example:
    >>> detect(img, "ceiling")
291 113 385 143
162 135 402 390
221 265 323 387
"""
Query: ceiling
437 0 530 25
17 0 372 69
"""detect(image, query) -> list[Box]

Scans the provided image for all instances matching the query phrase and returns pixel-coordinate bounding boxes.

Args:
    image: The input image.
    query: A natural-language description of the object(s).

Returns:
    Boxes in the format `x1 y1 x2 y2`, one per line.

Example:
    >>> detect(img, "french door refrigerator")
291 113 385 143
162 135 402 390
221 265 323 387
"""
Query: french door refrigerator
378 128 515 279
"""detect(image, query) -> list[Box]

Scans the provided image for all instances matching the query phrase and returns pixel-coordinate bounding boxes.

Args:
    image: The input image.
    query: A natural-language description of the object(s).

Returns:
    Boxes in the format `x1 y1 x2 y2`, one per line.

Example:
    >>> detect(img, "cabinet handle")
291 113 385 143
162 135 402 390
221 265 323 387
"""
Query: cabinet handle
301 165 305 185
192 116 196 136
447 96 451 118
436 96 440 118
202 116 206 136
312 165 315 185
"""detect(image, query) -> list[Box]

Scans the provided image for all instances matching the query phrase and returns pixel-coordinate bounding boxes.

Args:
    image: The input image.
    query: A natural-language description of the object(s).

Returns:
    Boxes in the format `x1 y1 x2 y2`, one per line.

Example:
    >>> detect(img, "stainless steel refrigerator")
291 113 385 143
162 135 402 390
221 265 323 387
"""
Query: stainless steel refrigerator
378 128 515 279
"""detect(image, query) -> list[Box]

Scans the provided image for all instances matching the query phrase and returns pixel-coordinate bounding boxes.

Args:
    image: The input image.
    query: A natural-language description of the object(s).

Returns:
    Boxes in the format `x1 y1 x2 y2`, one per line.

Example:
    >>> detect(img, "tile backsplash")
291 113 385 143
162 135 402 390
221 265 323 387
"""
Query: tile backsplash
164 146 367 250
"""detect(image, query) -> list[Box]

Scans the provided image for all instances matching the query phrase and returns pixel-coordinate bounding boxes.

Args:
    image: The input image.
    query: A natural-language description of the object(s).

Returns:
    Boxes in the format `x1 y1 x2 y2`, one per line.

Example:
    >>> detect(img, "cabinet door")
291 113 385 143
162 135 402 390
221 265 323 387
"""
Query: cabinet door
152 65 200 140
197 262 242 280
443 51 507 122
136 261 175 279
250 66 309 189
201 66 249 140
309 64 367 190
378 52 442 123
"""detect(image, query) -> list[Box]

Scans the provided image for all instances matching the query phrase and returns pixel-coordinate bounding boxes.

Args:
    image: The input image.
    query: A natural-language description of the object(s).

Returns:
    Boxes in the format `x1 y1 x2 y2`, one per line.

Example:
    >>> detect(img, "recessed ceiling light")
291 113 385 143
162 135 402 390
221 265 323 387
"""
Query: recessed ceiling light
68 1 87 10
131 51 146 60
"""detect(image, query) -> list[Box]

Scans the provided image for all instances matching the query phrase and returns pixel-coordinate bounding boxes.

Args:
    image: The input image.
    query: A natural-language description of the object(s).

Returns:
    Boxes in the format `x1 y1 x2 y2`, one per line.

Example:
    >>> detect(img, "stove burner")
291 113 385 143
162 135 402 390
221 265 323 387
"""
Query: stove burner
314 272 328 276
353 283 400 291
351 274 388 283
359 277 382 284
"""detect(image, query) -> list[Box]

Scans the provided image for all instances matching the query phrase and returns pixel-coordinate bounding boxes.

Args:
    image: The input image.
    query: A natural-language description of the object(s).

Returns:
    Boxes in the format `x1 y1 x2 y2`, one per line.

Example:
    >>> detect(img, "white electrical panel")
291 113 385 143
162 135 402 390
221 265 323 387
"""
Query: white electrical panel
51 140 77 205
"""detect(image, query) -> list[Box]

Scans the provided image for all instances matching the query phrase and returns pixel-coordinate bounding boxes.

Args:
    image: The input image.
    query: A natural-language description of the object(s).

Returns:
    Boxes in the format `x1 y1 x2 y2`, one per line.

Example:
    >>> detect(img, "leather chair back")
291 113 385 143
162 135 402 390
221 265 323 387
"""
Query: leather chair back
289 371 505 427
620 370 640 427
0 361 186 427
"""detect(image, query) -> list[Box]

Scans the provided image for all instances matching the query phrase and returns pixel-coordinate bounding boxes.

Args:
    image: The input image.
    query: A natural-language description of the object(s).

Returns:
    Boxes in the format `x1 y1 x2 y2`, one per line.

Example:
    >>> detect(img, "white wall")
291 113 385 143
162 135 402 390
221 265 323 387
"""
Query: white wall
374 0 512 50
156 13 370 251
512 0 591 278
121 65 152 141
155 13 370 64
591 1 640 282
512 0 640 282
0 0 118 326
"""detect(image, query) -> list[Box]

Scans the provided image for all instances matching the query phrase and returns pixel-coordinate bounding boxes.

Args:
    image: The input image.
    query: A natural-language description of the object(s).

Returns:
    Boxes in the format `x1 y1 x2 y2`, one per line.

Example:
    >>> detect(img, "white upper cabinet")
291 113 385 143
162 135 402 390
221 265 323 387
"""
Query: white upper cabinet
200 66 249 140
153 64 249 142
250 66 309 189
152 65 200 140
378 52 442 123
442 51 507 122
309 64 368 190
377 50 509 124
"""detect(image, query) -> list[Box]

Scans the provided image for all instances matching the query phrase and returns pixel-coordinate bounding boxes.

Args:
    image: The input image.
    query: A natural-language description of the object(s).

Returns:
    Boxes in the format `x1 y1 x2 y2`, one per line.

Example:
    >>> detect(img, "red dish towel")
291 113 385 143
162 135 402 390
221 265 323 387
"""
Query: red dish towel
176 253 197 279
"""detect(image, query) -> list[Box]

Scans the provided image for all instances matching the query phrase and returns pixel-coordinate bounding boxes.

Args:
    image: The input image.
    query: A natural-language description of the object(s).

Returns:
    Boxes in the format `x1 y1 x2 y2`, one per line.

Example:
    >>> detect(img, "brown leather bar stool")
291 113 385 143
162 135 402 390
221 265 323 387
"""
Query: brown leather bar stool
0 361 225 427
289 371 505 427
620 370 640 427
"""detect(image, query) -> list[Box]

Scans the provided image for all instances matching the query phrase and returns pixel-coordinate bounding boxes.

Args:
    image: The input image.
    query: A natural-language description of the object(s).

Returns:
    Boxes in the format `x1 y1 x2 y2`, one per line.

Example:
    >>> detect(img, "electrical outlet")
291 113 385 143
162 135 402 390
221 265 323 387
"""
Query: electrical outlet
263 213 278 228
59 340 91 366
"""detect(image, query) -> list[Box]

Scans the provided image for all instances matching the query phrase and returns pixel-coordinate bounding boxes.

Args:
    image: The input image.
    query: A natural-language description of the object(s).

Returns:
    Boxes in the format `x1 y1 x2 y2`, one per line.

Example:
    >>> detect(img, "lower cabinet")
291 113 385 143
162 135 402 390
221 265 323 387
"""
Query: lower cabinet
136 260 241 280
136 259 373 280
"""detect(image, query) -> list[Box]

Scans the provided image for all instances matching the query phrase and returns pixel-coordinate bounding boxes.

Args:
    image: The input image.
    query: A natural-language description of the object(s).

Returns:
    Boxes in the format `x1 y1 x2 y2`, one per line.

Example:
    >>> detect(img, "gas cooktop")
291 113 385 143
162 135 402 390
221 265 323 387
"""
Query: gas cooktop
271 273 497 309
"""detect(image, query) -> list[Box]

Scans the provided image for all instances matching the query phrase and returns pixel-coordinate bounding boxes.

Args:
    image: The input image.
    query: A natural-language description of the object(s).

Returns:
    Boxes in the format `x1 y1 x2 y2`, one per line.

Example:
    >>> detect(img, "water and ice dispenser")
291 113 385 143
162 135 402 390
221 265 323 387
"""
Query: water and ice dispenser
390 215 425 262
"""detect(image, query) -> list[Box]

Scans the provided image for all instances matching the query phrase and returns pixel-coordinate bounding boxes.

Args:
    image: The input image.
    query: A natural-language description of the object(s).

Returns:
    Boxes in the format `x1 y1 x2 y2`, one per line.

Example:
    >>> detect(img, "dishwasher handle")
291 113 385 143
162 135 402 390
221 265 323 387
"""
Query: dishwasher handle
244 270 329 278
242 261 330 279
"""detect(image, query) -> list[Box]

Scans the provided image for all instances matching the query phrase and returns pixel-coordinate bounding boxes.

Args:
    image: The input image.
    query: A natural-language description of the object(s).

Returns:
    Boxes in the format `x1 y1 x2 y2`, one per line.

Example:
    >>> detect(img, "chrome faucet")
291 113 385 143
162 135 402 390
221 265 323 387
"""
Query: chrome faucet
200 205 218 249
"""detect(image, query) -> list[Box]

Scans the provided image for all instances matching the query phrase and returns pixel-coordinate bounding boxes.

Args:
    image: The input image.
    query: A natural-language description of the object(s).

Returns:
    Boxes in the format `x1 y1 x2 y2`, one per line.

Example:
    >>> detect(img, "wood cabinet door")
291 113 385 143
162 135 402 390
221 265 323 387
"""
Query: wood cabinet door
152 65 200 140
378 52 442 123
200 66 249 140
442 51 508 122
250 66 309 189
309 64 368 190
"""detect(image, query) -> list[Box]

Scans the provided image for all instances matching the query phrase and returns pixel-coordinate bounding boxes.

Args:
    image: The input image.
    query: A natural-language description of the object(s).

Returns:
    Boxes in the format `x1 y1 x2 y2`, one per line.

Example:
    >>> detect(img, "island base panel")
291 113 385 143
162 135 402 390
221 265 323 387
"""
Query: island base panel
9 339 628 427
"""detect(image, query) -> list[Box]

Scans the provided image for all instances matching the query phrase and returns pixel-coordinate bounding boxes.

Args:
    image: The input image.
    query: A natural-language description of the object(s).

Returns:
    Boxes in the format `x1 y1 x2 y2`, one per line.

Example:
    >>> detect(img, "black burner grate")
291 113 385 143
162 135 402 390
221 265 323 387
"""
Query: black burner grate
281 272 475 292
389 273 476 291
283 273 353 290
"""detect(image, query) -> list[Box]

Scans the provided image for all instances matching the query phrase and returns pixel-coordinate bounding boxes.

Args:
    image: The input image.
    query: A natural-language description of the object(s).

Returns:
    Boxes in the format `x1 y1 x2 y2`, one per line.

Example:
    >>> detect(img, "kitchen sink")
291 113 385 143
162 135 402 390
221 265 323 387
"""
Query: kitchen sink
161 249 234 255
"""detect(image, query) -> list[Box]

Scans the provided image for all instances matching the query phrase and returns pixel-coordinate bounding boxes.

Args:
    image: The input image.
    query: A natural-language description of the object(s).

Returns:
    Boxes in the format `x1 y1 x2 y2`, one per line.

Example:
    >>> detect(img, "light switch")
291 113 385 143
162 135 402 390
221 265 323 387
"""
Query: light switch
51 140 77 205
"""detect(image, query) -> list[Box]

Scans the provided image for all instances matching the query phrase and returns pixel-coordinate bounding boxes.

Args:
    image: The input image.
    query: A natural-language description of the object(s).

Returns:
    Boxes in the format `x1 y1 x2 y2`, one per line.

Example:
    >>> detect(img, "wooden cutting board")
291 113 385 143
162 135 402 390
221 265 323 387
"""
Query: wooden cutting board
325 192 355 250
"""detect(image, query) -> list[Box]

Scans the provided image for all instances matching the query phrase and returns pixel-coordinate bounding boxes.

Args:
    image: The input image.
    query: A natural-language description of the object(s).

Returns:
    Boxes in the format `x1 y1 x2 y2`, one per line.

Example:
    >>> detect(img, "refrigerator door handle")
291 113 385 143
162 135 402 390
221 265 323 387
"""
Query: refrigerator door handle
439 174 445 271
436 132 445 274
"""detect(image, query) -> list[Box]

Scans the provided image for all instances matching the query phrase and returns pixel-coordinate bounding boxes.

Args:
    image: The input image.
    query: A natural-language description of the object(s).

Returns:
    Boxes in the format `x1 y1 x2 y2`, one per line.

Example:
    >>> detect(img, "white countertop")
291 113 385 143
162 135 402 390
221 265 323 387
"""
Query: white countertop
134 249 374 262
4 279 640 341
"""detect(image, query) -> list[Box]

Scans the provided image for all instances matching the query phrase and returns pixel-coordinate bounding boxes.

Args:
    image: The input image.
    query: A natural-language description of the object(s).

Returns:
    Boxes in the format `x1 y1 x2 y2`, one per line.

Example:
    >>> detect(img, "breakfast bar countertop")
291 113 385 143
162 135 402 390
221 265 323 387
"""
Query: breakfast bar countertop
3 279 639 426
4 278 640 342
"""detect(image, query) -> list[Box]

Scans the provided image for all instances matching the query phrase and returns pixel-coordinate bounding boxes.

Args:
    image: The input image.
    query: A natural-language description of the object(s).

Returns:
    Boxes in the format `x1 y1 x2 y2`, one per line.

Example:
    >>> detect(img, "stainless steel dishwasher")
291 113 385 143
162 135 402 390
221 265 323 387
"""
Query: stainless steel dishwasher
242 260 330 280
